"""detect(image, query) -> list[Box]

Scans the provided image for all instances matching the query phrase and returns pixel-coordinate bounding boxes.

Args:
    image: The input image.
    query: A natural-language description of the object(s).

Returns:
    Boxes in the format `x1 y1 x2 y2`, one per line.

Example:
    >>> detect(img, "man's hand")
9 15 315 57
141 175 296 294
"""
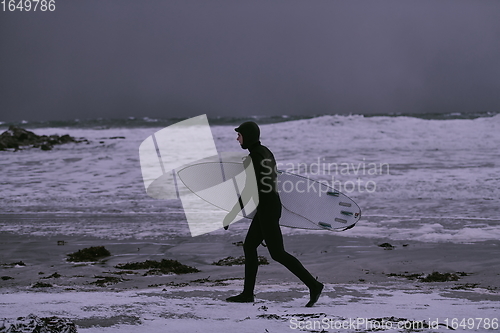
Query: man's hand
223 210 237 230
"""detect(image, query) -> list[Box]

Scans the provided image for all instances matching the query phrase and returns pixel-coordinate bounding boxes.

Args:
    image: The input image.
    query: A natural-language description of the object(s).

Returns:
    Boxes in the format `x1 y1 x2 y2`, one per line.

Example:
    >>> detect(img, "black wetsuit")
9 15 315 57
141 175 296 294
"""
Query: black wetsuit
242 142 318 295
234 121 318 297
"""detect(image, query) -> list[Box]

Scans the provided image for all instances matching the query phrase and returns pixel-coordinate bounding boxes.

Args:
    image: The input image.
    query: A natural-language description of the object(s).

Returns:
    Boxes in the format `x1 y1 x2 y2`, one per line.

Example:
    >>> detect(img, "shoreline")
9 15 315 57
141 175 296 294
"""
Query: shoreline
1 231 500 291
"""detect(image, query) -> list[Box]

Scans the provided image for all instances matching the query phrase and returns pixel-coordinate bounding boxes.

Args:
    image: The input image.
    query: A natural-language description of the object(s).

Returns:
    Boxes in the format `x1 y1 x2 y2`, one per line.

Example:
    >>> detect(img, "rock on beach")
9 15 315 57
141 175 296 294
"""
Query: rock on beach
0 126 88 151
0 314 77 333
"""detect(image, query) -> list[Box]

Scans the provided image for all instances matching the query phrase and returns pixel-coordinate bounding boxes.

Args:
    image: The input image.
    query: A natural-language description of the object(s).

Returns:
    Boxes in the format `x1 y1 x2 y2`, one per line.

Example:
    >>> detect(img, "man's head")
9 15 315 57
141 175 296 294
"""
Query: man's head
234 121 260 149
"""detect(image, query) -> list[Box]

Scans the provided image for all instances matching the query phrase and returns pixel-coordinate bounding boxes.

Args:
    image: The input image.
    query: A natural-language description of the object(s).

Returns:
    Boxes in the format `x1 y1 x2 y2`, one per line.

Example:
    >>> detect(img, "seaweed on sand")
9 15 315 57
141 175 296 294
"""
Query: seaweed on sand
420 271 460 282
90 276 126 287
387 271 462 282
0 314 77 333
2 261 26 267
67 246 111 262
378 242 395 250
386 272 422 280
32 282 53 288
115 259 200 275
41 272 62 279
212 255 269 266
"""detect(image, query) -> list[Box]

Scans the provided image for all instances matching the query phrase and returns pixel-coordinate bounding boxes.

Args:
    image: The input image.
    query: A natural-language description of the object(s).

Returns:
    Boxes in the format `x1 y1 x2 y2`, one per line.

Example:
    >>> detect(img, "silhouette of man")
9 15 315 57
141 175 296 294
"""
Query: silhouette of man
224 121 323 307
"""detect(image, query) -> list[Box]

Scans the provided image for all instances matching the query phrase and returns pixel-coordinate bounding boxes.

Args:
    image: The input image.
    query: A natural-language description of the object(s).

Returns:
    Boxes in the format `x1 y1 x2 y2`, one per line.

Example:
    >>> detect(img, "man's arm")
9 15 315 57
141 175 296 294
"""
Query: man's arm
223 156 259 229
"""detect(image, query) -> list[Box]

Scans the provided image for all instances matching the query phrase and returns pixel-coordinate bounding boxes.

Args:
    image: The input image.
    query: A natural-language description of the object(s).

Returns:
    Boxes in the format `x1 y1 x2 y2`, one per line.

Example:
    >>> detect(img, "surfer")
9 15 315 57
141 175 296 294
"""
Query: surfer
224 121 324 307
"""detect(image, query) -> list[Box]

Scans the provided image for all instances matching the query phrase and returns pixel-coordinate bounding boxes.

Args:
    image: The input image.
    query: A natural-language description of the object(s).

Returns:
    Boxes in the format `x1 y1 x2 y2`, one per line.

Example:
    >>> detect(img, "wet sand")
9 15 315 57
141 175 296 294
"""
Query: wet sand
1 230 499 332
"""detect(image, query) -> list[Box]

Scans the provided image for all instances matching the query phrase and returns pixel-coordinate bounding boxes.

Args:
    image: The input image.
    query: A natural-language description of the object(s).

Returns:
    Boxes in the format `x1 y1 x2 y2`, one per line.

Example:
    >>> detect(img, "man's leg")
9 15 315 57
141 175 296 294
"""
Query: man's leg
242 216 264 296
262 216 324 307
226 216 263 302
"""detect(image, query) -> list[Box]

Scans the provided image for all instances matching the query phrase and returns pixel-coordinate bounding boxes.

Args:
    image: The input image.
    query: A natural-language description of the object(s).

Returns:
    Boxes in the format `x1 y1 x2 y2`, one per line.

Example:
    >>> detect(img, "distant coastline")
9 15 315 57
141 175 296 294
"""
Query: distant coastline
1 110 499 129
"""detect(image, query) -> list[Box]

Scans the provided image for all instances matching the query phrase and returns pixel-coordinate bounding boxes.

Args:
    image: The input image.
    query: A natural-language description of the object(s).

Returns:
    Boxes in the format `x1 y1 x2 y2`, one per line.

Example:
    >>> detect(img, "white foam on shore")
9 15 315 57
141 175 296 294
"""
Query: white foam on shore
1 282 498 333
334 219 500 243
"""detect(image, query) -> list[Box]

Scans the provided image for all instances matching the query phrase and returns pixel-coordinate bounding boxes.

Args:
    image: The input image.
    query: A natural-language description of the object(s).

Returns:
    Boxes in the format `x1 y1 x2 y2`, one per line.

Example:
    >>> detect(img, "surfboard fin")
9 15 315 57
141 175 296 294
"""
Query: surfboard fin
318 222 332 229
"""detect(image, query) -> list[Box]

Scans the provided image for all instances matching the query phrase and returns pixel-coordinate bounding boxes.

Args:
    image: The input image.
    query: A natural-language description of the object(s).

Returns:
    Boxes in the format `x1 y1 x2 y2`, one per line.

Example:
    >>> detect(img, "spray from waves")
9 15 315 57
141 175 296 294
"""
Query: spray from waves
0 111 499 129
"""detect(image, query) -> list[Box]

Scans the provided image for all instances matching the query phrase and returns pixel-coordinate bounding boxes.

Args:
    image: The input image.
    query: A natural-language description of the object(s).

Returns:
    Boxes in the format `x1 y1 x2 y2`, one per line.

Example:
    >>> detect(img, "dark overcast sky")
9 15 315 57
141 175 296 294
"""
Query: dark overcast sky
1 0 500 122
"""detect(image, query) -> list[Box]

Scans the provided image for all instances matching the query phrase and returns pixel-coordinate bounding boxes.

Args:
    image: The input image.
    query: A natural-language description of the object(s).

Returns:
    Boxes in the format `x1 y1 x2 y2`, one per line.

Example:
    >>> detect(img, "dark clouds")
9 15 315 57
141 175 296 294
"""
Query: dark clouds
1 0 500 122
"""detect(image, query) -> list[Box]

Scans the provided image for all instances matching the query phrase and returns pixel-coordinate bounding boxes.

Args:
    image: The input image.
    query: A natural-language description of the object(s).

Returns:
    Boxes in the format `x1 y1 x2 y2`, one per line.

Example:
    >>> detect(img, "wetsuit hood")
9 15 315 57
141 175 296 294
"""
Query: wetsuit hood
235 121 260 149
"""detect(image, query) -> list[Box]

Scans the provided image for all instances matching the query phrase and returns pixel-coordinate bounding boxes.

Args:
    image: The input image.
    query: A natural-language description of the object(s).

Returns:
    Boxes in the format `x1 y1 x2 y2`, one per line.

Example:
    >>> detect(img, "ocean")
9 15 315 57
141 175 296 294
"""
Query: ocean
1 112 499 244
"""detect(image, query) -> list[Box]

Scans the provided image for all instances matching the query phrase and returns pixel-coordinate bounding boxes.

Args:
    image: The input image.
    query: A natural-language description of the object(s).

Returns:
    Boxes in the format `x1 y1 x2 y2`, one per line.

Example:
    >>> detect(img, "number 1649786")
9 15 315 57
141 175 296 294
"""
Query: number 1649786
1 0 56 12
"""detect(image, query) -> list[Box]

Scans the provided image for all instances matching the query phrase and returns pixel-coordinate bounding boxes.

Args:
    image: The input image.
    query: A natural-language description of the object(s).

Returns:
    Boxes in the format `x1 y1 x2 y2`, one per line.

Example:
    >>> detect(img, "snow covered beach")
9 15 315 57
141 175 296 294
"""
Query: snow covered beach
1 230 499 332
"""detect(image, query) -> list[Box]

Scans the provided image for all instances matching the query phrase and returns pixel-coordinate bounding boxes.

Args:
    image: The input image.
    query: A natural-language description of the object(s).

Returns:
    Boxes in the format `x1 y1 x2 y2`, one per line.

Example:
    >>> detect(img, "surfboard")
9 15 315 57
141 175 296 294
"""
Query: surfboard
176 160 361 231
